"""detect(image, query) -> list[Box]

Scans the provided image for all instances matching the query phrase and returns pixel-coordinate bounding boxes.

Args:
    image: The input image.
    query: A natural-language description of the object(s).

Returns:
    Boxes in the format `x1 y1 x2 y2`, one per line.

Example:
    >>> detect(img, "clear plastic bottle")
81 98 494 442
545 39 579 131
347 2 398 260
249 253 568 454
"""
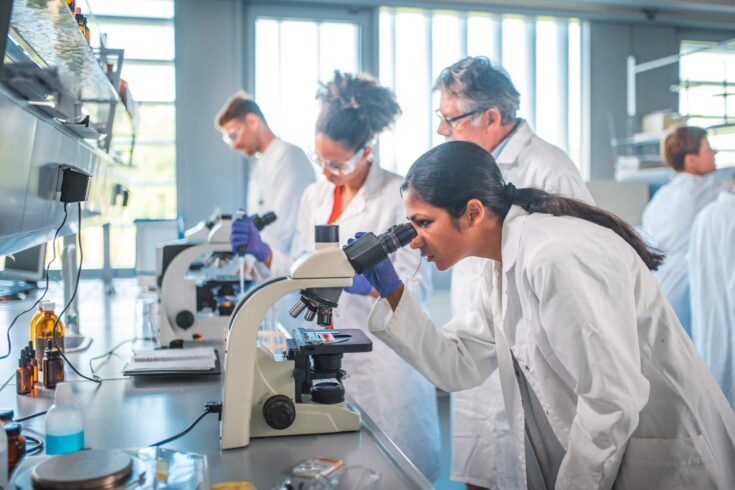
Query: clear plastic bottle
0 414 6 490
45 382 84 455
34 301 64 368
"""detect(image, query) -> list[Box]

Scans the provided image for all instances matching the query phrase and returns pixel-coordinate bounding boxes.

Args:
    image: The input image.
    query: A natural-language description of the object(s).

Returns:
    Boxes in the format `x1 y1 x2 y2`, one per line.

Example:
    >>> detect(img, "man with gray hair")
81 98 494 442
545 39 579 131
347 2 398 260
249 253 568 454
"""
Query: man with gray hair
434 56 593 490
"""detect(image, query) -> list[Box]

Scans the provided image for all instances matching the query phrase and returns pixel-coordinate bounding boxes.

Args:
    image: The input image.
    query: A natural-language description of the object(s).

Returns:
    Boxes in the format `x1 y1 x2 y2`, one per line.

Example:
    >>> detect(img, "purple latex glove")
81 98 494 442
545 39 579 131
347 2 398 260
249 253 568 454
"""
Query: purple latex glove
344 273 374 296
230 216 271 262
349 233 403 298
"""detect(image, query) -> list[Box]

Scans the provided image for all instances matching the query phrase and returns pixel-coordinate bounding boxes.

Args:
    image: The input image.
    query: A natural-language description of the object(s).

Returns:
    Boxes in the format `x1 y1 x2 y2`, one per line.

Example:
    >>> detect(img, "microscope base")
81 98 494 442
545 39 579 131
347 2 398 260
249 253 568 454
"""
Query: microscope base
251 402 361 439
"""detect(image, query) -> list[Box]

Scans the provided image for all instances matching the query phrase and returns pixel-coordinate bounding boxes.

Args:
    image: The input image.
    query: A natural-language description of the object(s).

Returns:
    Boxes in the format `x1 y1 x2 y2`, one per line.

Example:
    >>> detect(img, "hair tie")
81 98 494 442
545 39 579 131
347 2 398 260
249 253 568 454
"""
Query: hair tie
505 183 517 204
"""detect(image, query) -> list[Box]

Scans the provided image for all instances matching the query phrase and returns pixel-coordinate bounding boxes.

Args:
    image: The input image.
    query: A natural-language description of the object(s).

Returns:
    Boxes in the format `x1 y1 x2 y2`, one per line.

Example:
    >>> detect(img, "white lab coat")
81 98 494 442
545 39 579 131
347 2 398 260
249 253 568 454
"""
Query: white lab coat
640 172 723 336
689 189 735 407
270 163 441 481
247 138 316 256
370 206 735 489
450 120 594 489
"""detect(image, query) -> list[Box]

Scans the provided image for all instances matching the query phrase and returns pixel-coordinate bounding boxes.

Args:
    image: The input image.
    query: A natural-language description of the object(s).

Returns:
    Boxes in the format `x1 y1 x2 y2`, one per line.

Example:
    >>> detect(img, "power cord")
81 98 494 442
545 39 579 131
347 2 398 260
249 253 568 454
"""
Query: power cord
88 337 156 375
0 207 68 360
148 402 222 447
23 434 43 456
51 202 101 384
14 410 48 423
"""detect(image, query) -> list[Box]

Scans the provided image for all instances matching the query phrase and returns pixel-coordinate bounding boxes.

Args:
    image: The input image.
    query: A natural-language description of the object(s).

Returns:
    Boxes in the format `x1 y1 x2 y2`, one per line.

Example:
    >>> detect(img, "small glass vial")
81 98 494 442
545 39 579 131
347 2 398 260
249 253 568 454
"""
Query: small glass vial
4 423 25 473
16 355 31 395
27 345 39 385
43 347 64 389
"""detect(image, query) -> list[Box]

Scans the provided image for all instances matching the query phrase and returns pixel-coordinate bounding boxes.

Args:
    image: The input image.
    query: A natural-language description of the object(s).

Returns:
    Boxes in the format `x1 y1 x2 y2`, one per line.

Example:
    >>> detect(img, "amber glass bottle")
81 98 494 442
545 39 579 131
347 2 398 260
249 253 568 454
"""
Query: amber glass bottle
4 423 25 473
29 300 50 349
43 347 65 389
34 302 64 369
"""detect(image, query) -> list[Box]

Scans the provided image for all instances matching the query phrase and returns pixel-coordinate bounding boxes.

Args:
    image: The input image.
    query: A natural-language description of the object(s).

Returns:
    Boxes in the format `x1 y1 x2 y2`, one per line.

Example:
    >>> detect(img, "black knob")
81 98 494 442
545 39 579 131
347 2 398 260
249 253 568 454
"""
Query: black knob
175 311 195 329
311 382 345 404
262 395 296 430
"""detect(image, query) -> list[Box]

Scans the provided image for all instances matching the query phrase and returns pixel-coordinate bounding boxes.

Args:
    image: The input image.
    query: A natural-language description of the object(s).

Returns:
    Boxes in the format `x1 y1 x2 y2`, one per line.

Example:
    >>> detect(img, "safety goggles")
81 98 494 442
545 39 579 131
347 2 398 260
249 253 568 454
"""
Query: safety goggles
313 147 366 176
222 127 241 145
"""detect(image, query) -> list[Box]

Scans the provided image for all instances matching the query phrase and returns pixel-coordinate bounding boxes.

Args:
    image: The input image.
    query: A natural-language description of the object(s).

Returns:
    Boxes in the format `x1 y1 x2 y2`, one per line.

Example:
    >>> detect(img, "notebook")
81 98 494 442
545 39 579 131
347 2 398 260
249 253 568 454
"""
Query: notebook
124 347 220 376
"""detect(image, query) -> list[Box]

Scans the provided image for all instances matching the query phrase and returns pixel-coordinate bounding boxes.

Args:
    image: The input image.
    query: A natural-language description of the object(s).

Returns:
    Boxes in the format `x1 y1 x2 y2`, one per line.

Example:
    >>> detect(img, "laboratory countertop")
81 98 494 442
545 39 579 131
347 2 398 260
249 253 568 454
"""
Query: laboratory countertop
0 279 432 489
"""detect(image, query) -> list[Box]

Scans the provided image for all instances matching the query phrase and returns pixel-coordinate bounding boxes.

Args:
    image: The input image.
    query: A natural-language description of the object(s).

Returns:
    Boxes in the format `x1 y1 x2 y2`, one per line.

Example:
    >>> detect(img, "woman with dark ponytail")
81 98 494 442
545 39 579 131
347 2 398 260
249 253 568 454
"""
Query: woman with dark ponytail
229 71 440 480
361 141 735 489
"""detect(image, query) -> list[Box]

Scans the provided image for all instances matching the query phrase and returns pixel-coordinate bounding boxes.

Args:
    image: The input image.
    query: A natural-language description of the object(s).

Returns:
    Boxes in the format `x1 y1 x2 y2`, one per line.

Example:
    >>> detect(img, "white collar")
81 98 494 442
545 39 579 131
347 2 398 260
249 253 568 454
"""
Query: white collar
495 120 532 166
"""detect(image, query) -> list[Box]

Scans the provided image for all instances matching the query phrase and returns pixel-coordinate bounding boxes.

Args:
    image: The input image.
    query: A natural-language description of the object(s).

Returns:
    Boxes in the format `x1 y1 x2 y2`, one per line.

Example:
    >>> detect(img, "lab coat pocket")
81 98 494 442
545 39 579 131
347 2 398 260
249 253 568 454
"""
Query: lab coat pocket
614 435 720 490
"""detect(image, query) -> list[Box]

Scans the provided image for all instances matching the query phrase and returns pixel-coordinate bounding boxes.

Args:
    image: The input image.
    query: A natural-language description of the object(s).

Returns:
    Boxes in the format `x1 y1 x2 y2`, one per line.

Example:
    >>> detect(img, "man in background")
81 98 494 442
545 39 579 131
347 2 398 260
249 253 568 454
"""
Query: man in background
689 170 735 407
216 91 315 257
641 126 722 336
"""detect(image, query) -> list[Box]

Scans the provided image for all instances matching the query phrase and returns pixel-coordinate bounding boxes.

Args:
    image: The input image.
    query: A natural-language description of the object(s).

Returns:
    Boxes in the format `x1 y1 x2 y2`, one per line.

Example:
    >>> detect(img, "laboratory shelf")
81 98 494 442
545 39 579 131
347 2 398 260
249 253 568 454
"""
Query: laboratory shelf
10 0 118 105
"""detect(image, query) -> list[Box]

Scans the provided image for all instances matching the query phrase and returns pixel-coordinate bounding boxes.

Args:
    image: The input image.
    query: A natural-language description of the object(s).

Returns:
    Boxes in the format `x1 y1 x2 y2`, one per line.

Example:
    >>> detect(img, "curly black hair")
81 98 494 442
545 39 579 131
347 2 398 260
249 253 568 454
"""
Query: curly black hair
315 71 402 151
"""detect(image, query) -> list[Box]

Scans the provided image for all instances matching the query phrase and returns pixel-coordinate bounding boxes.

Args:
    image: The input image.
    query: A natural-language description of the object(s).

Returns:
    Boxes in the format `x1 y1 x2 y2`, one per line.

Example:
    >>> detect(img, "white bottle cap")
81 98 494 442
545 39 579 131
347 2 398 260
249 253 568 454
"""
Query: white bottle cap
54 382 74 405
41 300 55 312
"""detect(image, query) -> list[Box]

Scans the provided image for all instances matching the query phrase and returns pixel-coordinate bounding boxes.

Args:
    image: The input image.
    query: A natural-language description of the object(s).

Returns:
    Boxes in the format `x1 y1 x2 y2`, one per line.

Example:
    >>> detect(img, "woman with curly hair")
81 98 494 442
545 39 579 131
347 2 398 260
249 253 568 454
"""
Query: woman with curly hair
229 71 441 480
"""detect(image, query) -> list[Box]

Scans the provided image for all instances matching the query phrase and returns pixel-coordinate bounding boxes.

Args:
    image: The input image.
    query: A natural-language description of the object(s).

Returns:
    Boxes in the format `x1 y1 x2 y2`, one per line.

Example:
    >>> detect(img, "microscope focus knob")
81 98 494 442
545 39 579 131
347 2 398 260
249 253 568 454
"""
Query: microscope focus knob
262 395 296 430
175 310 195 329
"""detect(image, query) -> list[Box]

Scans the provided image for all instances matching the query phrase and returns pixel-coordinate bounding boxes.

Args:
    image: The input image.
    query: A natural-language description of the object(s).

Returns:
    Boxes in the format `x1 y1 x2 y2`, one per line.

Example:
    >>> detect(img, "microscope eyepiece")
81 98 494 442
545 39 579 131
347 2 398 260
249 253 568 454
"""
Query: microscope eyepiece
342 222 417 274
252 211 277 231
378 223 417 255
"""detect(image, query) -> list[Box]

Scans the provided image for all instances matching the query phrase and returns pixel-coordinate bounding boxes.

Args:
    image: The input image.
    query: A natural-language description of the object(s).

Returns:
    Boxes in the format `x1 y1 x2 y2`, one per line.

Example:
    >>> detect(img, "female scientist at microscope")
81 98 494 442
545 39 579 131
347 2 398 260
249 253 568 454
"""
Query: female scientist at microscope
229 71 441 481
360 141 735 489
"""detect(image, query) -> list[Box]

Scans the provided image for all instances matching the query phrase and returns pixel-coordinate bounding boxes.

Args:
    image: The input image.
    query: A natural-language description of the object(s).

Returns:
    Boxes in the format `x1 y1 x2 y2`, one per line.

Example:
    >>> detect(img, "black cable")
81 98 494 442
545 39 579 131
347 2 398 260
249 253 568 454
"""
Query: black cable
0 371 15 394
88 337 136 375
0 207 68 360
51 202 101 384
148 402 221 448
14 410 48 423
23 434 43 456
148 410 210 447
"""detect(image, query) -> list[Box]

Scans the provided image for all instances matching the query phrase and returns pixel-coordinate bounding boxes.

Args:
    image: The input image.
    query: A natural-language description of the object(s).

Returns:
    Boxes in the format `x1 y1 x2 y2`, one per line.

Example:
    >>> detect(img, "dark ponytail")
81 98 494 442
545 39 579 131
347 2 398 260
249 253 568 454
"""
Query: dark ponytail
402 141 664 270
316 71 401 151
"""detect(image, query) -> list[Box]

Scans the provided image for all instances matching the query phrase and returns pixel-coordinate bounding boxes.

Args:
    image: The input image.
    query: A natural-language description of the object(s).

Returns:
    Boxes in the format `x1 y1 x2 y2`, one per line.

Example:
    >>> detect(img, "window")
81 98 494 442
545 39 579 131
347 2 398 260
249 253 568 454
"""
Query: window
378 8 584 176
679 40 735 169
76 0 177 270
254 17 360 153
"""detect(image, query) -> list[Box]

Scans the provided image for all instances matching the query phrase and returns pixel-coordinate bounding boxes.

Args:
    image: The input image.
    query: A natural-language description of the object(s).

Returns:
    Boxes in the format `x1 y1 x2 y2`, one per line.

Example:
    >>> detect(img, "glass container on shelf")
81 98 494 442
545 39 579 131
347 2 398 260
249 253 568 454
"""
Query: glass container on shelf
2 0 135 160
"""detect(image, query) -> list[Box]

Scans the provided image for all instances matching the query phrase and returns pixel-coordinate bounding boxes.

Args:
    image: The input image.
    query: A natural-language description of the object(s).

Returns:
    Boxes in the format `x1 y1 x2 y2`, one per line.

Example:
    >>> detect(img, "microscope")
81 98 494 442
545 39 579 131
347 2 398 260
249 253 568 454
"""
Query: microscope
157 212 276 345
220 222 417 449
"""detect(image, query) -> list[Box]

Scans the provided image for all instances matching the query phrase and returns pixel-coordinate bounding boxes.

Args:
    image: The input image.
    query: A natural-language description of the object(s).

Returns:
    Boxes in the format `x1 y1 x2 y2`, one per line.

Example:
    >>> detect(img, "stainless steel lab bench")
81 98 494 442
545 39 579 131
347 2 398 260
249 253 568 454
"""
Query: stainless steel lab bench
0 280 432 489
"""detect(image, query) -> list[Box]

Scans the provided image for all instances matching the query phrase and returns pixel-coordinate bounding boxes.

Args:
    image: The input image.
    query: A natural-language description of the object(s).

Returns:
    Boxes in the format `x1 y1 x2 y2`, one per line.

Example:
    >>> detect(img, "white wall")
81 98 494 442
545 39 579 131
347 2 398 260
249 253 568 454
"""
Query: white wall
174 0 249 227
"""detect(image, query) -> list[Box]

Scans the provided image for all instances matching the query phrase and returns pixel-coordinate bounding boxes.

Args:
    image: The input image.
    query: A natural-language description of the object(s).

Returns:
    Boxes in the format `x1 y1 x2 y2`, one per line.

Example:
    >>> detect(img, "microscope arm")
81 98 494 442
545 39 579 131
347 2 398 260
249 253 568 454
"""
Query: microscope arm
221 246 354 449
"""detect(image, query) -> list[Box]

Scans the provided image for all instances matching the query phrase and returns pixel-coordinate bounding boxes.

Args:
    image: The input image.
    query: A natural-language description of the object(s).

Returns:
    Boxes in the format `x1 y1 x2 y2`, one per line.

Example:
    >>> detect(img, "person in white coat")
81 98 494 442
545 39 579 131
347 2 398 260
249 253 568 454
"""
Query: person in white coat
434 56 594 489
361 141 735 489
229 72 441 481
689 173 735 407
640 127 722 337
216 91 315 255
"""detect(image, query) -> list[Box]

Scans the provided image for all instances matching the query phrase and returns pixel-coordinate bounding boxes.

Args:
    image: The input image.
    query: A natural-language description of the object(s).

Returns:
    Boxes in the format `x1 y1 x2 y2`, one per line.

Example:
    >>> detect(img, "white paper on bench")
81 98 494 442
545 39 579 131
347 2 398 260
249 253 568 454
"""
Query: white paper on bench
125 359 215 372
132 347 216 362
125 347 216 372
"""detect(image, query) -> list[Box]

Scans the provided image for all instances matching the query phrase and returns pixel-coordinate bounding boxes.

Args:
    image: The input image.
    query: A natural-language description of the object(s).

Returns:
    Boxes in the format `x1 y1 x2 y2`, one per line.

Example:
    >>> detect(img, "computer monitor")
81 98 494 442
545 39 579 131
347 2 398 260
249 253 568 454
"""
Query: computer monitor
0 243 47 283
